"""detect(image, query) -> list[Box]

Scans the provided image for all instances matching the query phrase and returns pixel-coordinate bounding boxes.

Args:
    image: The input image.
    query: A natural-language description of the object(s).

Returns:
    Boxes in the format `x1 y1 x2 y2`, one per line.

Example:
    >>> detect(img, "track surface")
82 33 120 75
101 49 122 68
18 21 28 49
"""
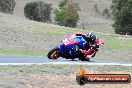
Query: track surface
0 55 132 66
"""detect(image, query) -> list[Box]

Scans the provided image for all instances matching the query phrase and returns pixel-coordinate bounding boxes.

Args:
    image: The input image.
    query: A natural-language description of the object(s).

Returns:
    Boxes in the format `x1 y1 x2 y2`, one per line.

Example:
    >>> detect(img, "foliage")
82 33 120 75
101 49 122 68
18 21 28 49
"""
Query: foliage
54 7 66 26
59 0 67 8
0 0 15 14
112 0 132 34
54 0 80 28
24 1 52 23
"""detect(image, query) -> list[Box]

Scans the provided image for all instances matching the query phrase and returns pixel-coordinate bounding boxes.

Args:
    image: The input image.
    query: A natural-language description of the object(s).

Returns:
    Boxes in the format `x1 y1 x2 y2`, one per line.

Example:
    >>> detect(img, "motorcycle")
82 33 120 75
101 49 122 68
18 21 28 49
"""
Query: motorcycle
47 33 104 61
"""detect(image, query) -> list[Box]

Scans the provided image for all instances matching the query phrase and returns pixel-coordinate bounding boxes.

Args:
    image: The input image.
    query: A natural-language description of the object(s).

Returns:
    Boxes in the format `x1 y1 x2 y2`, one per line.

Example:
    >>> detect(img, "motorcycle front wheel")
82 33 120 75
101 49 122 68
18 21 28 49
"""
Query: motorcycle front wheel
47 47 60 60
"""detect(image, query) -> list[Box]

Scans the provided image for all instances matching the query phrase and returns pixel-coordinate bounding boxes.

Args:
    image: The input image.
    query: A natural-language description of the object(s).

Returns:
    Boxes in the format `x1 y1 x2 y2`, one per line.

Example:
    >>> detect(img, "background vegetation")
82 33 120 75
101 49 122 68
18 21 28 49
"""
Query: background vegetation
54 0 80 28
112 0 132 35
0 0 131 63
0 0 15 14
24 1 52 23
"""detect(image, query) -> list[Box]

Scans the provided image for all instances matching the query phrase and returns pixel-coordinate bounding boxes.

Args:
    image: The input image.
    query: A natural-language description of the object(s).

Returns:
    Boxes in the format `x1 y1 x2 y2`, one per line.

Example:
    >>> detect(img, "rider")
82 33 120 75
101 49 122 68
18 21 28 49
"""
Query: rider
75 32 99 60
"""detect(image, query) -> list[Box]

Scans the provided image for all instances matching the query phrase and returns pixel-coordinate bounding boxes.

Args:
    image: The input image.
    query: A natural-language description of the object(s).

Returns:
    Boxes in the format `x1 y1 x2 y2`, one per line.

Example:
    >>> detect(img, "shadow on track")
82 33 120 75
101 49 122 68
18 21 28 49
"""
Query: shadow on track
68 59 95 62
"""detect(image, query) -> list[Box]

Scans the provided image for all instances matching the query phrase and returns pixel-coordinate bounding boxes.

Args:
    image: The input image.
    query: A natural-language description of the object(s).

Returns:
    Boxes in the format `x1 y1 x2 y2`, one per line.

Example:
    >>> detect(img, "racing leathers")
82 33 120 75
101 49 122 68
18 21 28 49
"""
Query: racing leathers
75 32 99 59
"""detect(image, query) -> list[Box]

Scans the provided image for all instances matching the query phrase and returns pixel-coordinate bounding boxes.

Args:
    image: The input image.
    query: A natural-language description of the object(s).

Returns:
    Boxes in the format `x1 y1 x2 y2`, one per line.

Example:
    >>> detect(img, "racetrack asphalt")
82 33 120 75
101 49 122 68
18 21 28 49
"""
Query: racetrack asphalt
0 55 132 66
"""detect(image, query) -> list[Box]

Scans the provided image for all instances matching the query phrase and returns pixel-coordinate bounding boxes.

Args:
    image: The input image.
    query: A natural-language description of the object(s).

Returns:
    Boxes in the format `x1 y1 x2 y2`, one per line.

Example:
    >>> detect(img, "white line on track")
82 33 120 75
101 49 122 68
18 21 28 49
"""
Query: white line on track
0 55 131 66
0 62 132 66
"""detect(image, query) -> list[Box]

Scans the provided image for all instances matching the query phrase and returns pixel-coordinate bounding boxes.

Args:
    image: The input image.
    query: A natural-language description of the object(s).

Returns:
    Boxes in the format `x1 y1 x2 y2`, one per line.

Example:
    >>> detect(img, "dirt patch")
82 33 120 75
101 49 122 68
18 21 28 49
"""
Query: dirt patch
25 71 132 88
21 72 132 88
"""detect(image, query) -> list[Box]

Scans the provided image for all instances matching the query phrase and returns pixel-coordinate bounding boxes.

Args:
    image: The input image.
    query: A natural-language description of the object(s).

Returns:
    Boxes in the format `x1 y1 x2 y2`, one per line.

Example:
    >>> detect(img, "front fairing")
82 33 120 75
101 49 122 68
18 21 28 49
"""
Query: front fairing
57 34 87 59
58 34 86 50
74 36 86 49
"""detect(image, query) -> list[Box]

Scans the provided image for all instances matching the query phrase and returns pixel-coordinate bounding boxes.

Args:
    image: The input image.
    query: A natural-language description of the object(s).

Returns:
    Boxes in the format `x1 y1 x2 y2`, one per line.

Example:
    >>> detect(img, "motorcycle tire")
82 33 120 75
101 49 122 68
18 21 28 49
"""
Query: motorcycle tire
47 47 60 60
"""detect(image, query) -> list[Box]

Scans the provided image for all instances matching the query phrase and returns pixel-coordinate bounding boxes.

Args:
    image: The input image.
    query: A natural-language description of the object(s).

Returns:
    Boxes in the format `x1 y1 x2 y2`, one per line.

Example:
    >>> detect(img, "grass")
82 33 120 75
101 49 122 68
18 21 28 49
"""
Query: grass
0 13 132 62
100 35 132 50
0 66 9 71
0 48 46 56
0 65 132 75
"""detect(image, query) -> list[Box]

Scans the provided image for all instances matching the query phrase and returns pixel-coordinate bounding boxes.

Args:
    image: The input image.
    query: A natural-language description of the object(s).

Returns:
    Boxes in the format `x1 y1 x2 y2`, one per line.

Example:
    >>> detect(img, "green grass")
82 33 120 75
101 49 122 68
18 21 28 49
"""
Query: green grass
0 13 132 63
0 48 46 56
0 65 132 75
100 35 132 50
0 65 11 71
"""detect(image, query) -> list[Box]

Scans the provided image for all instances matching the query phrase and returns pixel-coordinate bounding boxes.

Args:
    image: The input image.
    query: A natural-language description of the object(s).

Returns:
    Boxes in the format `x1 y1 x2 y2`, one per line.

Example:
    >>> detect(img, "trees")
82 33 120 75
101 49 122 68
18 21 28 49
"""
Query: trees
0 0 16 14
112 0 132 34
54 7 66 26
54 0 80 28
59 0 67 8
24 1 52 23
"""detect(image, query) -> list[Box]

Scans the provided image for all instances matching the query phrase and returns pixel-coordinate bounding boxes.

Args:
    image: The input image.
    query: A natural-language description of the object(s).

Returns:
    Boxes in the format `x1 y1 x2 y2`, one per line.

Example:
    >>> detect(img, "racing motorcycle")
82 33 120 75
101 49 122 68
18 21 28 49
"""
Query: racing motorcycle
47 33 104 61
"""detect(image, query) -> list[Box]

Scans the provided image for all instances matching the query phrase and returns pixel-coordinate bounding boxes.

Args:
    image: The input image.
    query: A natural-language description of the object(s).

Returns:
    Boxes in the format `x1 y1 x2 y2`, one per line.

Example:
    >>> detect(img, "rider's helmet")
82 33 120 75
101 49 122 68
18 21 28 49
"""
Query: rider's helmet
85 32 98 44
